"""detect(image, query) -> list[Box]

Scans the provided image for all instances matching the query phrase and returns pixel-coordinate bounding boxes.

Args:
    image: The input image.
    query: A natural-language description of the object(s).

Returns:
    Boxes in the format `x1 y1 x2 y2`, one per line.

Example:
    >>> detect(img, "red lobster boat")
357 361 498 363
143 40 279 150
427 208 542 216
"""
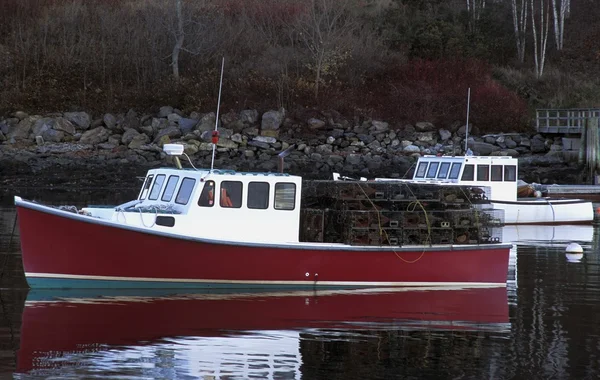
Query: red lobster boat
14 144 511 289
17 287 509 374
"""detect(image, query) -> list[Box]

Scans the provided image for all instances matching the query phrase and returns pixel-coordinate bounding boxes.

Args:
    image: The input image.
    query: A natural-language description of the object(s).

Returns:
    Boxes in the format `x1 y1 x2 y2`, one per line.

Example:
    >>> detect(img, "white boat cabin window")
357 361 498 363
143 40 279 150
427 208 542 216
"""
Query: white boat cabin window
161 175 180 202
437 162 451 179
139 175 154 200
491 165 503 181
426 162 439 178
175 177 196 205
220 181 242 208
448 163 462 179
248 182 270 209
504 165 517 181
198 180 215 207
415 162 428 178
461 164 474 181
477 165 490 181
148 174 166 200
274 183 296 210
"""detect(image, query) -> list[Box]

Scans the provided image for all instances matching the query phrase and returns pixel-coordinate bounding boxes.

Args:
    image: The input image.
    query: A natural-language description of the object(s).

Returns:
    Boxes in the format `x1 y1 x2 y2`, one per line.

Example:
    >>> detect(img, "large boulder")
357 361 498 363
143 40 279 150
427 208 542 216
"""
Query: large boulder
8 116 39 140
469 141 500 155
261 108 285 131
79 127 110 145
64 112 91 130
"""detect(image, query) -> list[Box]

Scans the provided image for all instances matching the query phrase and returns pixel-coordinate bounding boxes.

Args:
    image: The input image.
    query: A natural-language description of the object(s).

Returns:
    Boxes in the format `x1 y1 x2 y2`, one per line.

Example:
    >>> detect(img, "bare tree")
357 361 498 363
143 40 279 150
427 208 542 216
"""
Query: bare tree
296 0 359 99
466 0 486 32
511 0 528 63
551 0 570 50
171 0 185 82
531 0 551 78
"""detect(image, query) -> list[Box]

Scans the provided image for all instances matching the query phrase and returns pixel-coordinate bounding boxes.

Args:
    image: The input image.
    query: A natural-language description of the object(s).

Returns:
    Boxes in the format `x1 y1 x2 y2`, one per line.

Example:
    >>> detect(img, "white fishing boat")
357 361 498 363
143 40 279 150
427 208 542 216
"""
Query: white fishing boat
374 155 593 225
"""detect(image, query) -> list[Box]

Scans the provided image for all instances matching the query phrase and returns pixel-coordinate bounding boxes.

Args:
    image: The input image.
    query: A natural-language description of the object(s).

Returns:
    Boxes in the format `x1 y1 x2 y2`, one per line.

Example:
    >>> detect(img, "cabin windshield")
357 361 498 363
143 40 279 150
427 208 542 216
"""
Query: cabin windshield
415 162 428 178
426 162 439 178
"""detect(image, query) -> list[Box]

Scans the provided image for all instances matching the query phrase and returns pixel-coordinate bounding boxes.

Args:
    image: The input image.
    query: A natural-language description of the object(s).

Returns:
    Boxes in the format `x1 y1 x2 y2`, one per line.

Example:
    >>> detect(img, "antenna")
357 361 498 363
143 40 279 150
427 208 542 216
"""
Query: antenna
464 87 471 155
210 57 225 172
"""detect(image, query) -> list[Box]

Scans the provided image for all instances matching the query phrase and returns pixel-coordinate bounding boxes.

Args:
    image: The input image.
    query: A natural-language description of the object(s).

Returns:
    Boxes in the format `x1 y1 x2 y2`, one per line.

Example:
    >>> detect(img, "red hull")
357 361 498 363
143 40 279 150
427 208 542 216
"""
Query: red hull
17 287 509 372
16 202 511 287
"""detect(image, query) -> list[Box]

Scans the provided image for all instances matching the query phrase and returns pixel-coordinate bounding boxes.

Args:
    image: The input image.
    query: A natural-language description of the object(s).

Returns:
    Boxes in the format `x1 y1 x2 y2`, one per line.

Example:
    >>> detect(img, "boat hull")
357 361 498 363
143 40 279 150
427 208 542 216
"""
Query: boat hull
15 199 511 289
492 198 593 225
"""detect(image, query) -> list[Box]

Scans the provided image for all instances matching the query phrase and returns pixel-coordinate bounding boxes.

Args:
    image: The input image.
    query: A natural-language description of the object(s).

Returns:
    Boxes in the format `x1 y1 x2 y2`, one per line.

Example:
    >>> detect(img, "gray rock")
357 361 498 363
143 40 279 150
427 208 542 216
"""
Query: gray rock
167 113 181 123
41 129 64 143
484 136 496 144
0 131 5 142
370 120 389 133
469 141 500 155
64 112 91 130
231 133 243 143
346 154 362 165
154 126 181 143
297 143 307 151
530 137 546 153
52 117 76 135
152 117 169 130
439 129 452 141
357 134 375 144
9 116 39 140
416 132 435 143
32 118 53 136
98 143 117 150
403 145 420 153
217 139 238 149
179 118 197 134
80 127 110 145
108 135 121 145
244 150 255 158
103 113 117 130
261 109 285 131
14 111 28 120
129 134 151 149
158 106 173 118
122 128 140 145
195 112 216 132
308 118 327 130
248 141 270 149
326 136 335 144
415 121 435 132
253 136 276 144
505 137 517 149
240 109 259 124
316 144 333 155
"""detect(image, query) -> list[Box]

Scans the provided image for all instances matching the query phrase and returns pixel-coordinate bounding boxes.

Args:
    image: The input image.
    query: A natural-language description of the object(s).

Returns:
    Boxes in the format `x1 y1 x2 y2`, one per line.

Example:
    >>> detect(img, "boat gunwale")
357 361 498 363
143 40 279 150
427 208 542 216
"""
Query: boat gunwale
14 196 513 252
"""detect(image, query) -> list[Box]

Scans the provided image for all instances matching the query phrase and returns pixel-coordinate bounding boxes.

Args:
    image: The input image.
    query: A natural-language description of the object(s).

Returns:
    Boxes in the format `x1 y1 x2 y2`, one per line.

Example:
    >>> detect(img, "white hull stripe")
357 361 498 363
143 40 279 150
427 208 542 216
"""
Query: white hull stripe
26 272 506 288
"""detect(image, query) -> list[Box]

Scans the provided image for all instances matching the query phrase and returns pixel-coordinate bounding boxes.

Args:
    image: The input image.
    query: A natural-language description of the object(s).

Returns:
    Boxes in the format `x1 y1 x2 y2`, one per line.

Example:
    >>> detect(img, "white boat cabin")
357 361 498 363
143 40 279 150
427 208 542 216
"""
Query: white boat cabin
83 168 303 244
409 155 519 202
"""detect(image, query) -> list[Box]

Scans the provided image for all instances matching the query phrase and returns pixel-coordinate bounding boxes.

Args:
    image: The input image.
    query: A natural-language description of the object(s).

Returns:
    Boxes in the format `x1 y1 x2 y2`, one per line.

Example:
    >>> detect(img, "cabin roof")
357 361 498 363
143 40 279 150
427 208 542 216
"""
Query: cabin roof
149 167 298 178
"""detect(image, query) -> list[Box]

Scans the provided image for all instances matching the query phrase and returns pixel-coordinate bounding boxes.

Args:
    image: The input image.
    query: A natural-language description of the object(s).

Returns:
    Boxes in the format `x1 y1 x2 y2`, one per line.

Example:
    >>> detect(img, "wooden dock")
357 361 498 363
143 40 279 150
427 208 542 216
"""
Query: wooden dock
536 109 600 134
542 184 600 201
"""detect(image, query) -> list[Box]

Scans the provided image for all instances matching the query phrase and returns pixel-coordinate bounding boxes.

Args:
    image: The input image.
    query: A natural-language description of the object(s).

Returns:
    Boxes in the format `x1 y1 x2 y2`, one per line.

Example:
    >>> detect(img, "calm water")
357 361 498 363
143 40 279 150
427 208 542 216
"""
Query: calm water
1 190 600 379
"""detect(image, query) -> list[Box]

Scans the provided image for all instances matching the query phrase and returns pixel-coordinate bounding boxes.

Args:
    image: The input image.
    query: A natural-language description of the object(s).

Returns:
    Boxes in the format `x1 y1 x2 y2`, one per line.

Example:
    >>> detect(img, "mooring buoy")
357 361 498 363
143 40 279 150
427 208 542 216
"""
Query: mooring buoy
565 242 584 262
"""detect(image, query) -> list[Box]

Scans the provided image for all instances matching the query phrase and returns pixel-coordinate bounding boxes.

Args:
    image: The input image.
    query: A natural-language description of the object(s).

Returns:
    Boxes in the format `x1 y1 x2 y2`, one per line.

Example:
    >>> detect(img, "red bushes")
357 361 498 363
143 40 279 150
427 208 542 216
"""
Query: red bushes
355 58 530 133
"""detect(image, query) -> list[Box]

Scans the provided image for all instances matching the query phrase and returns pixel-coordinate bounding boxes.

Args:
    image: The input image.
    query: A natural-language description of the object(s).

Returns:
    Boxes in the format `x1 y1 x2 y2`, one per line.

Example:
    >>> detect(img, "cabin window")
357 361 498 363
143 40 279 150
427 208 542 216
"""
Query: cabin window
437 162 451 179
198 180 215 207
161 176 180 202
139 175 154 200
148 174 166 200
461 165 474 181
248 182 270 209
220 181 242 208
477 165 490 181
275 183 296 210
175 177 196 205
426 162 439 178
491 165 503 181
504 165 517 181
415 162 428 178
448 163 462 179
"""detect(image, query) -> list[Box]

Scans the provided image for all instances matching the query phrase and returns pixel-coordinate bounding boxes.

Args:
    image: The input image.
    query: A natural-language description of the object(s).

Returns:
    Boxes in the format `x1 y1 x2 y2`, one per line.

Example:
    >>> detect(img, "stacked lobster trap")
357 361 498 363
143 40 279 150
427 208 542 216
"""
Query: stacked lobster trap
300 180 504 246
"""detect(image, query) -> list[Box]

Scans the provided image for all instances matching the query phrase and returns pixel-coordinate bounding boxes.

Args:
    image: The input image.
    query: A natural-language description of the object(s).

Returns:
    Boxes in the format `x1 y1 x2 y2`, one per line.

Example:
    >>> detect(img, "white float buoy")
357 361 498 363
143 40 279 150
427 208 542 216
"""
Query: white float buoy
565 242 584 262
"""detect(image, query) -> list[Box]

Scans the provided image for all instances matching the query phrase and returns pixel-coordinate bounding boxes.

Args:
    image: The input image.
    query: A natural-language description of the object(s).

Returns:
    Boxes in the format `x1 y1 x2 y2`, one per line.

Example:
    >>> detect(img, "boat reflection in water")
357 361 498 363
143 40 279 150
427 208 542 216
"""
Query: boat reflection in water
503 224 595 247
17 286 509 378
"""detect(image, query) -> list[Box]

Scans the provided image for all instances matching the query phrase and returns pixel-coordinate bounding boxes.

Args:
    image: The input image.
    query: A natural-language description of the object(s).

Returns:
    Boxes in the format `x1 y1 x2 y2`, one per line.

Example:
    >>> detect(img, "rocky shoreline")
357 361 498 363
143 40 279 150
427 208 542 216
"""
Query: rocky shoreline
0 107 586 190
